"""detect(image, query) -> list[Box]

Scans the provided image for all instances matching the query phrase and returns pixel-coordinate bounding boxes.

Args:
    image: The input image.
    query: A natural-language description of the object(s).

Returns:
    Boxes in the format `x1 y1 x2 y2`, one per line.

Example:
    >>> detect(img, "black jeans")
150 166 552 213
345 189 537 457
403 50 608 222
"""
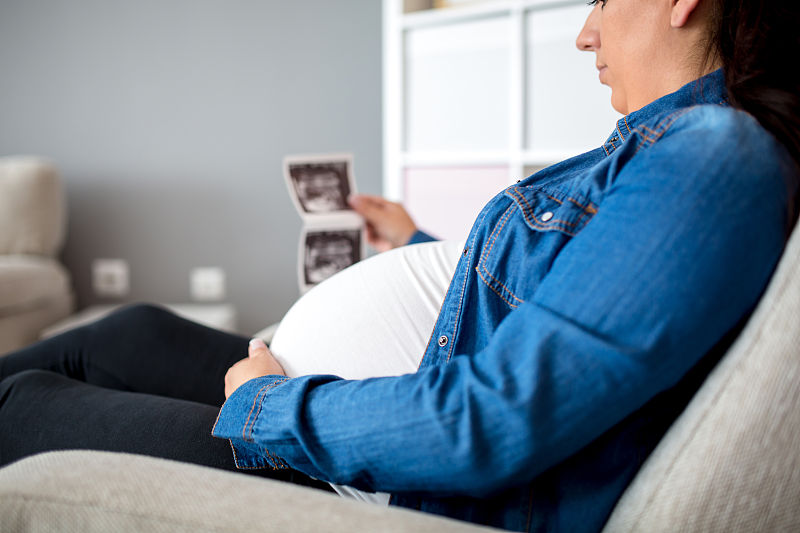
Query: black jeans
0 303 332 491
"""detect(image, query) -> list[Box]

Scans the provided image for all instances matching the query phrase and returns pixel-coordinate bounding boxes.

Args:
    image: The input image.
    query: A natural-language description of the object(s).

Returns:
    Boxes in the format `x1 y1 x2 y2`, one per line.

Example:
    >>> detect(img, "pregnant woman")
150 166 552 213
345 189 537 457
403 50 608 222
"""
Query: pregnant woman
1 1 799 531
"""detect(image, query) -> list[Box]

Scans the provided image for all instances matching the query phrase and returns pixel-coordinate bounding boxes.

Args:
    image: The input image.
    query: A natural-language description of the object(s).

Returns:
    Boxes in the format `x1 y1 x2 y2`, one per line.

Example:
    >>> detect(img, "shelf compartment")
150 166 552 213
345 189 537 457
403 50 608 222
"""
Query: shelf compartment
402 0 582 29
401 150 582 167
525 5 620 154
404 16 511 152
402 150 510 166
404 165 510 241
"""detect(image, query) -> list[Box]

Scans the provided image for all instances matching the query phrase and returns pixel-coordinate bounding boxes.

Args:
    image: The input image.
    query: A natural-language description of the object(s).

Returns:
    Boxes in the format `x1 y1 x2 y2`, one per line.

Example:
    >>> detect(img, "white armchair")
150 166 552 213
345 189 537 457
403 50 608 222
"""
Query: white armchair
0 156 74 356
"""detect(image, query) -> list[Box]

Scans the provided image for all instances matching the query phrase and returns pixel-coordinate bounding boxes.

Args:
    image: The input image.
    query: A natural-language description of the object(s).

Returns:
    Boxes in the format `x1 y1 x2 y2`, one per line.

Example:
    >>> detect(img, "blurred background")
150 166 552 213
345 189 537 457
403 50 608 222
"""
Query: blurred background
0 0 382 335
0 0 616 340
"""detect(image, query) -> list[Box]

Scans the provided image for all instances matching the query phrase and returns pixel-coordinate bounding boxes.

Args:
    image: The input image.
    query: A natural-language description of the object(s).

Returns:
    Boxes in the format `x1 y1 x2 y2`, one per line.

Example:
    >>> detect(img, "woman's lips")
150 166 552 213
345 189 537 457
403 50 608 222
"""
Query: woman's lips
598 66 608 83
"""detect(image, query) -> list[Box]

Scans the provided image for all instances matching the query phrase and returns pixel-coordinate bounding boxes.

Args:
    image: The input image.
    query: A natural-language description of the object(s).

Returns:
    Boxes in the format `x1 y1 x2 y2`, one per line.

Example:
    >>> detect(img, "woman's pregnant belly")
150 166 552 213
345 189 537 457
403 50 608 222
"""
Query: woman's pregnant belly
269 240 464 380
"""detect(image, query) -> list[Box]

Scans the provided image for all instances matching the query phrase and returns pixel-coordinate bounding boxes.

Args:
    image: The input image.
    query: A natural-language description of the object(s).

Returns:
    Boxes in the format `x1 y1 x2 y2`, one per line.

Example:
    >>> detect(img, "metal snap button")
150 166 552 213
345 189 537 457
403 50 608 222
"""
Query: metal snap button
462 247 469 256
438 335 449 347
541 211 554 222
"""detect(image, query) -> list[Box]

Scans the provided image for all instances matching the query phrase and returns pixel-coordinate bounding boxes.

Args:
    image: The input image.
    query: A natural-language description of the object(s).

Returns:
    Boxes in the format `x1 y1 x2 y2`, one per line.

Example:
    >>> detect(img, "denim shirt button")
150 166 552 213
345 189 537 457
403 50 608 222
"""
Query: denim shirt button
541 211 554 222
437 335 449 347
463 247 469 256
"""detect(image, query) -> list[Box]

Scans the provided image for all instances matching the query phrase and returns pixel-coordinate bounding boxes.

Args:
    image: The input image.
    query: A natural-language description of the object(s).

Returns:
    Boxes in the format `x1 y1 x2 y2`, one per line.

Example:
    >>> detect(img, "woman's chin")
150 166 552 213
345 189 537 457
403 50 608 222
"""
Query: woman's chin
610 94 628 116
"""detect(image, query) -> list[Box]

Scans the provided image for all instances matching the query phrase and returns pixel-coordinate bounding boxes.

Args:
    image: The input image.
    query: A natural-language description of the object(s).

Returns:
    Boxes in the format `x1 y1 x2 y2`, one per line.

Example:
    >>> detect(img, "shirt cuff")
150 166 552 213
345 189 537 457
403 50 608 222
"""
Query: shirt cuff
406 229 437 245
211 374 291 470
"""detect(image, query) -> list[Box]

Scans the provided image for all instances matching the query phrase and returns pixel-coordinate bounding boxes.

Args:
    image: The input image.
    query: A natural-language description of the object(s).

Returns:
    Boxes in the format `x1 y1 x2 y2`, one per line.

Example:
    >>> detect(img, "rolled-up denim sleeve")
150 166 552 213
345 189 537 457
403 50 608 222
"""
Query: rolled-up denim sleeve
212 110 794 496
406 229 438 245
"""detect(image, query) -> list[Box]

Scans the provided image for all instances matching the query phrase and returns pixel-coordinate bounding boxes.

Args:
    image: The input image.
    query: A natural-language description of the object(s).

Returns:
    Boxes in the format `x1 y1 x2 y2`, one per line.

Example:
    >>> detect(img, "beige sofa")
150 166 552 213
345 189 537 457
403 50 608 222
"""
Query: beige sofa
0 157 74 356
1 221 798 531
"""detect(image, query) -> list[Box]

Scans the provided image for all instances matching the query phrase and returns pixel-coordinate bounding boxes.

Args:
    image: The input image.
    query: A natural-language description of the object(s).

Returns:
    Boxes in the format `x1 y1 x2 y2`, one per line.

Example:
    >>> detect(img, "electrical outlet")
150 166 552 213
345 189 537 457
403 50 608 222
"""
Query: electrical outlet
92 259 130 297
190 267 226 301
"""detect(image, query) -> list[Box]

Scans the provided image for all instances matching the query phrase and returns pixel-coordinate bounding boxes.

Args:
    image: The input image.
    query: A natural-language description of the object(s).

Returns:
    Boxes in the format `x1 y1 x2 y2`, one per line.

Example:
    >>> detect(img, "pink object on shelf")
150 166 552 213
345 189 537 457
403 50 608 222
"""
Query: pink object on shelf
404 166 510 242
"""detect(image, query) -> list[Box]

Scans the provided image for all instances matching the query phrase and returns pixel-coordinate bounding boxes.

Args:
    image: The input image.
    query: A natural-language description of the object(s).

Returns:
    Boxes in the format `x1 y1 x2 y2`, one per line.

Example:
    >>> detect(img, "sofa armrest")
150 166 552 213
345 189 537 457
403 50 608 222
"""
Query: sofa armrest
0 157 65 256
0 451 501 533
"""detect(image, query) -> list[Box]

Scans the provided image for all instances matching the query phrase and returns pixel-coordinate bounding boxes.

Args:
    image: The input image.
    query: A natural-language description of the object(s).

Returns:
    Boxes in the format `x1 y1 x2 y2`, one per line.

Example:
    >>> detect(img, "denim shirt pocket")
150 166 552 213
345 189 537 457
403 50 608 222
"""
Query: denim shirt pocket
476 185 597 310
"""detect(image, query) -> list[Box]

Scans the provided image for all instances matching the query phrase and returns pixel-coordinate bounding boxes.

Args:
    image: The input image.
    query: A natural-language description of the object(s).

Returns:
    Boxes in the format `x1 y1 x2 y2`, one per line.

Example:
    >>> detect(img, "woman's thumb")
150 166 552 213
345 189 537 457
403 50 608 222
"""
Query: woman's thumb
249 338 269 358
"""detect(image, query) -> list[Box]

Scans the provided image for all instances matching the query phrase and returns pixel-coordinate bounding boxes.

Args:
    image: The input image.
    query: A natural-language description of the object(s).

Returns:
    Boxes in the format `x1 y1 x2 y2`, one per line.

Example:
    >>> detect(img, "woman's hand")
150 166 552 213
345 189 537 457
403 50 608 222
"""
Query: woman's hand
348 194 418 252
224 338 286 399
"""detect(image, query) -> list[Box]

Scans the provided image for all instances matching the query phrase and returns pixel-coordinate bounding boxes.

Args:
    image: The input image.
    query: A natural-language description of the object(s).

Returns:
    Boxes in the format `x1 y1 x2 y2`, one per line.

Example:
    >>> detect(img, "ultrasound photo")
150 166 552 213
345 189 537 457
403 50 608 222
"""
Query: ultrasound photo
303 229 362 285
283 153 363 292
287 161 352 214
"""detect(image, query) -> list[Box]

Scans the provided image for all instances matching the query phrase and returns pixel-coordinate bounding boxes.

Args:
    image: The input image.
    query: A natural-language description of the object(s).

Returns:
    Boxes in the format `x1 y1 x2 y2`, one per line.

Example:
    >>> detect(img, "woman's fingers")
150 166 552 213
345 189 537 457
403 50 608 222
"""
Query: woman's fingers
224 339 287 399
348 194 387 223
348 194 418 250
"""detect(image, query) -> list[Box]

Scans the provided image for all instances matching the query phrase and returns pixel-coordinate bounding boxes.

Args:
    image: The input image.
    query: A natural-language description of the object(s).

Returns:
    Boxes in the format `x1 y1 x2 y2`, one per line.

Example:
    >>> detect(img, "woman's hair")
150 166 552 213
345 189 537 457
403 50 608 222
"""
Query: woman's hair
707 1 800 174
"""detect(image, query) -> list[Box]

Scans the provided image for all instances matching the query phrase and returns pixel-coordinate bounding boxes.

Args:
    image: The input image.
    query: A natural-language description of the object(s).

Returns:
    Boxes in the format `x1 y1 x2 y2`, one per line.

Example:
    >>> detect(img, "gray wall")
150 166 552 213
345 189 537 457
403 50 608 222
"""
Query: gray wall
0 0 383 334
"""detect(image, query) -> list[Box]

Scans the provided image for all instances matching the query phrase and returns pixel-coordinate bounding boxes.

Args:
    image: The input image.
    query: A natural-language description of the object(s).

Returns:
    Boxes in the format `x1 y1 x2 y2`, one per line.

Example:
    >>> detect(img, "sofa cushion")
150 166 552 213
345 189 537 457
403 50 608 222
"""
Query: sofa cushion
0 256 71 315
0 156 65 256
602 222 800 532
0 451 503 533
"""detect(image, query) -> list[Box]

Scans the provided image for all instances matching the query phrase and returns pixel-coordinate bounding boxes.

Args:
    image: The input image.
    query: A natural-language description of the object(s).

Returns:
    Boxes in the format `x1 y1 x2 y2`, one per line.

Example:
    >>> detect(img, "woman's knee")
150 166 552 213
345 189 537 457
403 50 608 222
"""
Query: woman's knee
105 303 176 327
82 303 184 341
0 369 62 405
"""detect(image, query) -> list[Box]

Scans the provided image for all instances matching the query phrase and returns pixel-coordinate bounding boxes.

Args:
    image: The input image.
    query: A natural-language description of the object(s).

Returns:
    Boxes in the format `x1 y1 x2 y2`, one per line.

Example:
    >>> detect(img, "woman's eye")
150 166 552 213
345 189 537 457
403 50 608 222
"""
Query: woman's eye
586 0 607 7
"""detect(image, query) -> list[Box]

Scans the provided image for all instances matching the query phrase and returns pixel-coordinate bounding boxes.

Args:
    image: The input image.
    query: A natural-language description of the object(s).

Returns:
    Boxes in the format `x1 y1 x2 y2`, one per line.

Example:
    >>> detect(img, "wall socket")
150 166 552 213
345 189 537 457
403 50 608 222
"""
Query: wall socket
92 259 130 297
190 267 226 301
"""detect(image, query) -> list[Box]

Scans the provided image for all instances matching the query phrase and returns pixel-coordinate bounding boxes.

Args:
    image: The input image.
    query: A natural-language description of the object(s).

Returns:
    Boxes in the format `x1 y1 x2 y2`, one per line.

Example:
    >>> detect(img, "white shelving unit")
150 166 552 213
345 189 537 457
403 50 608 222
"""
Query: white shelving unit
383 0 620 241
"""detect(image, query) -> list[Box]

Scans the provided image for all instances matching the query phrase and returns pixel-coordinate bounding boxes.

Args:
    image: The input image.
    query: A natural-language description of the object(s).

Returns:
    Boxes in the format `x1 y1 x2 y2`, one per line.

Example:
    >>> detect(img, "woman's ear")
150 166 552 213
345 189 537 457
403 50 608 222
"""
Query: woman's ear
671 0 702 28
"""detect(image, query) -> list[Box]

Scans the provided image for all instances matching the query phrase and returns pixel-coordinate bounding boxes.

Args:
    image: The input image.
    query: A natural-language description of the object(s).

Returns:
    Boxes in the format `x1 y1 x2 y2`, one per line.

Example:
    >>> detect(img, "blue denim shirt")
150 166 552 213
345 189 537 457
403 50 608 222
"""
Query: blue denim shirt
213 70 797 532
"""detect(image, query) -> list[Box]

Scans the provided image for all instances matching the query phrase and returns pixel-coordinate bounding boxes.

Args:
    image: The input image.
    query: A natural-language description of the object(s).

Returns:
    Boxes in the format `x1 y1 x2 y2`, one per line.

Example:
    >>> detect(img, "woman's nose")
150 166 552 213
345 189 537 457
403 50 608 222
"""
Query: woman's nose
576 6 601 52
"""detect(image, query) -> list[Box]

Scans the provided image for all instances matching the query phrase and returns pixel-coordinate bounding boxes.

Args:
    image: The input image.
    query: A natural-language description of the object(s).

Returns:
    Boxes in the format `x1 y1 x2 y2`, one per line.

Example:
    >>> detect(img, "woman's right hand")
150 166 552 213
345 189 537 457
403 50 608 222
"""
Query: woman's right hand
348 194 418 252
223 338 286 399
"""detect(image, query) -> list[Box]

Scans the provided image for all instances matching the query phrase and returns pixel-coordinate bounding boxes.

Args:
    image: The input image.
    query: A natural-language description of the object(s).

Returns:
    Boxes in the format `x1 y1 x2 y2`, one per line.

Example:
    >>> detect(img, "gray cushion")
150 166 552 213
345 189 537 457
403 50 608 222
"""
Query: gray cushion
0 256 71 314
0 293 73 356
0 451 502 533
602 221 800 532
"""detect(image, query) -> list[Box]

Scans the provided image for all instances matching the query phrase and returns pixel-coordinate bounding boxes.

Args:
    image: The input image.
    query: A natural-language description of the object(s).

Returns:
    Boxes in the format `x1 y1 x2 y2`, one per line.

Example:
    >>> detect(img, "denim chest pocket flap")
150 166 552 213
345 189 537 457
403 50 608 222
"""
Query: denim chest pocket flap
475 186 597 310
503 185 596 237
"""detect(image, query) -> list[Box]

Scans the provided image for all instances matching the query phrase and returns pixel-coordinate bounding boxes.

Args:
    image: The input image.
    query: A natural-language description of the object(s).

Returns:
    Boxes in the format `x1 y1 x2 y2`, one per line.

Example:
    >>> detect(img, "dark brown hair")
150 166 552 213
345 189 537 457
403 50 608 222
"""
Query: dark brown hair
707 1 800 187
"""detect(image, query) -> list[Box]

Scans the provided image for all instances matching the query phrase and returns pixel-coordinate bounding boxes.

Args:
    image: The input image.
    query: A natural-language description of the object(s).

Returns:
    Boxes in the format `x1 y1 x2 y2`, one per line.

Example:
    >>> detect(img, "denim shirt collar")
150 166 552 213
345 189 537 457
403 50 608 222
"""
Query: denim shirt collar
602 69 728 155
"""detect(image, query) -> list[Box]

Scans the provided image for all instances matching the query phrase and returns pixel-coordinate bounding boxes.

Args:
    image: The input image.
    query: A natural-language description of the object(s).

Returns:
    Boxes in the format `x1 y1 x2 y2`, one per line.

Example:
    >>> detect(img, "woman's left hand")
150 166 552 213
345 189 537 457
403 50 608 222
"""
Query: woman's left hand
224 338 286 399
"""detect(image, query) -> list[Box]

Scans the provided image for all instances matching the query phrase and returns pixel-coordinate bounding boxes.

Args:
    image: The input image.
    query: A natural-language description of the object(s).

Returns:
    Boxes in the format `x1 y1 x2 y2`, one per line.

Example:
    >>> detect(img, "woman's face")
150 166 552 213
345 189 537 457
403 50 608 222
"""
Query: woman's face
576 0 699 115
